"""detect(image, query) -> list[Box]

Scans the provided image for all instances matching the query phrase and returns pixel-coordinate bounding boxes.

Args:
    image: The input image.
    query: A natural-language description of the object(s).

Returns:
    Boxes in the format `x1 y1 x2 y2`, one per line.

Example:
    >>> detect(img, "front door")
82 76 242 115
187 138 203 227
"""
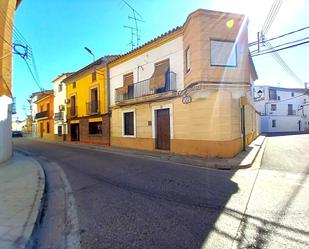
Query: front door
70 123 80 141
156 109 170 150
39 122 43 138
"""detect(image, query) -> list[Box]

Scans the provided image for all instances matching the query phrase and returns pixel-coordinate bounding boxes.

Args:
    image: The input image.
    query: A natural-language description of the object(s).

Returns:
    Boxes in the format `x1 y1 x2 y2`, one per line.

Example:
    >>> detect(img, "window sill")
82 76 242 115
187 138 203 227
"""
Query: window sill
122 135 136 138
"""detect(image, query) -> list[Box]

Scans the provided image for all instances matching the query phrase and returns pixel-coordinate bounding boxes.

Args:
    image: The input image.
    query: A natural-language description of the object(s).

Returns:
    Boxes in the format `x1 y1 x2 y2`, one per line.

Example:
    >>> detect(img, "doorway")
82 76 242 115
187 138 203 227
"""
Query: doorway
39 122 43 138
155 109 170 150
70 123 80 141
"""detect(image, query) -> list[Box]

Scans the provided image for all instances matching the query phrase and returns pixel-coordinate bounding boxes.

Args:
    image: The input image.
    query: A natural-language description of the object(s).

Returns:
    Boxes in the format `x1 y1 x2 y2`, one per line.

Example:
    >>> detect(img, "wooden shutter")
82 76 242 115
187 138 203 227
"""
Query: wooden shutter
118 73 134 95
150 59 170 90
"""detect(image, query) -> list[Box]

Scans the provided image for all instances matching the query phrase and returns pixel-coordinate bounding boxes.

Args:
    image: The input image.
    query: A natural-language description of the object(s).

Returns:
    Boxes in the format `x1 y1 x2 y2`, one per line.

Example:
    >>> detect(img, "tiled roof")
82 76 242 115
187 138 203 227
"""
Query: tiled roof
63 55 119 83
108 26 183 63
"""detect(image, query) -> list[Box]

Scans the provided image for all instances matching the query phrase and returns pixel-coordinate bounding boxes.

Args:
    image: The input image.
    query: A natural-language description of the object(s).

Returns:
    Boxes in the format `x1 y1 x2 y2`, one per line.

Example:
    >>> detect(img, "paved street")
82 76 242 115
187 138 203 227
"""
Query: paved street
13 134 309 249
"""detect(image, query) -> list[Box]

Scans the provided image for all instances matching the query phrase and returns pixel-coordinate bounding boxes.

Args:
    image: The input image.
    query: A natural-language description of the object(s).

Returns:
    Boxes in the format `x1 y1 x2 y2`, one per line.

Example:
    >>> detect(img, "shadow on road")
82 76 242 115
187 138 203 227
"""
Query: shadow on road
13 138 242 249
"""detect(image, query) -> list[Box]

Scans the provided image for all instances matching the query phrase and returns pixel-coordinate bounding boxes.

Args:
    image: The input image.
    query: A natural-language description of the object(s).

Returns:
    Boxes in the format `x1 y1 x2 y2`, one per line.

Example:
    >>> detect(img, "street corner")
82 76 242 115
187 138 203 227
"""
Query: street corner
0 152 46 249
215 135 267 171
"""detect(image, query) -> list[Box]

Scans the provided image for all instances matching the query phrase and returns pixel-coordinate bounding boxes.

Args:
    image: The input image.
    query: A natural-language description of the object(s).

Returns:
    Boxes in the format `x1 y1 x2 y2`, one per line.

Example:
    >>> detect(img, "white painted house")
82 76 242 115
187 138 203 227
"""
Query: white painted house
254 85 309 133
52 73 72 140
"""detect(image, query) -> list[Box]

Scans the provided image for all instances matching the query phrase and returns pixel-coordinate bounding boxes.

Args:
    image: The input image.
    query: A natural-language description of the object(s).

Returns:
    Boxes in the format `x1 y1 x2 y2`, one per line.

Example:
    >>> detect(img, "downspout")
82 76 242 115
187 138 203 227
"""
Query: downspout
241 105 246 151
106 60 111 146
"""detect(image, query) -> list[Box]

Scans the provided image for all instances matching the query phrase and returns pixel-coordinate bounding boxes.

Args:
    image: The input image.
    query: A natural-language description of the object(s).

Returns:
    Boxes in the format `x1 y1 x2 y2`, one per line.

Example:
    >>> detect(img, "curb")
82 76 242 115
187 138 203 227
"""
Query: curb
14 151 46 249
24 135 266 171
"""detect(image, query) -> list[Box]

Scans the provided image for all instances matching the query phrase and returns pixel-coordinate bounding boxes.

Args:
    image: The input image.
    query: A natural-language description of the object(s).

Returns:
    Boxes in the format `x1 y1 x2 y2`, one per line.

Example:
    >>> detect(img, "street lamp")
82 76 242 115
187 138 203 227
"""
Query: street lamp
84 47 95 62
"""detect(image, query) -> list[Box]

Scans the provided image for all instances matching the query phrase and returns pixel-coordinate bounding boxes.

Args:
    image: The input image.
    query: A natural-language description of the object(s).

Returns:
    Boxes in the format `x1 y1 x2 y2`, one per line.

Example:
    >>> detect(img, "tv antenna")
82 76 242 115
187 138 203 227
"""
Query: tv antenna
122 0 144 50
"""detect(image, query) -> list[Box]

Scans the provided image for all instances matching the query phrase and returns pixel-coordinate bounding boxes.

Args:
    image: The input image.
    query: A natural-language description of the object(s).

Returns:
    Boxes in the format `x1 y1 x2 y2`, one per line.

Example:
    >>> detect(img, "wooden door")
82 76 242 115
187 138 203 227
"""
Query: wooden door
39 122 43 138
70 124 80 141
156 109 170 150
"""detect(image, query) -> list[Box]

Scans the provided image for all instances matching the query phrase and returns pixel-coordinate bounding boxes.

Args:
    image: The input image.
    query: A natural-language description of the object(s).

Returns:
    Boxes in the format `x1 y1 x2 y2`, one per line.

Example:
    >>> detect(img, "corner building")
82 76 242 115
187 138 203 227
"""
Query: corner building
109 9 260 158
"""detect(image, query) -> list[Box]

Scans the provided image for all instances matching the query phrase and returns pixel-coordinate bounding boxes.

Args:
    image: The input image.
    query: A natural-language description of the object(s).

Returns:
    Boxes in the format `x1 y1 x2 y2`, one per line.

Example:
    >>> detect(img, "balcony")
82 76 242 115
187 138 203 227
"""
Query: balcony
54 112 64 121
288 110 296 115
86 100 100 115
35 110 49 120
115 72 177 104
67 106 78 119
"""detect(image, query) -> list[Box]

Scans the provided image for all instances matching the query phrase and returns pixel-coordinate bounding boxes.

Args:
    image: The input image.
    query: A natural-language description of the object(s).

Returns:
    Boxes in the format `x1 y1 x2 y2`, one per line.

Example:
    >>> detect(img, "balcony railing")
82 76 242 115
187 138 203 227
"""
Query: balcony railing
35 110 49 119
288 110 296 115
67 106 78 119
115 72 177 103
86 100 100 115
54 112 64 121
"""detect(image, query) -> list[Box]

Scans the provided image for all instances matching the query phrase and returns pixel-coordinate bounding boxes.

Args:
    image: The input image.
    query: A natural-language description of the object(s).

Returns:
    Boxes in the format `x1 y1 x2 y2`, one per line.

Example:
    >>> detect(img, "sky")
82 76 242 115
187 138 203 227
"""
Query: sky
10 0 309 119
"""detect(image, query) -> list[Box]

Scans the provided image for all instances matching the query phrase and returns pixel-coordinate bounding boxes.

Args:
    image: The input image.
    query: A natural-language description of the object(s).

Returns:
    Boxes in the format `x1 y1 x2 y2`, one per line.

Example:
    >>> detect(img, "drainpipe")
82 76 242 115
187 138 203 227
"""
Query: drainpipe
106 60 111 146
241 105 246 151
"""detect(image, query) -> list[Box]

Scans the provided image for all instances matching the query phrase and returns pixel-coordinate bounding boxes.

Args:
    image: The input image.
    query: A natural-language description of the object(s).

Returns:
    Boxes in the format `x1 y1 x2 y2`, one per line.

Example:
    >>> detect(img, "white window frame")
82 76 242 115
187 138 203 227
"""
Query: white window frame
210 40 237 67
122 109 136 138
151 104 174 139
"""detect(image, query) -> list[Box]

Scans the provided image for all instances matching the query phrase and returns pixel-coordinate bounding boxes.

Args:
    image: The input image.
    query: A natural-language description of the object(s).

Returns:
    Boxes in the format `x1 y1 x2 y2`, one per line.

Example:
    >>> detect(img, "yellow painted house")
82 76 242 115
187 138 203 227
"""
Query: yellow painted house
63 56 117 145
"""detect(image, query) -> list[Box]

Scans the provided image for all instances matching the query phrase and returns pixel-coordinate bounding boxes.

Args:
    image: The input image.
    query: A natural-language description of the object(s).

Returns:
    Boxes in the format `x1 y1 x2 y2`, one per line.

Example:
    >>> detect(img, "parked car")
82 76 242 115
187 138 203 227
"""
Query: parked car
12 131 23 137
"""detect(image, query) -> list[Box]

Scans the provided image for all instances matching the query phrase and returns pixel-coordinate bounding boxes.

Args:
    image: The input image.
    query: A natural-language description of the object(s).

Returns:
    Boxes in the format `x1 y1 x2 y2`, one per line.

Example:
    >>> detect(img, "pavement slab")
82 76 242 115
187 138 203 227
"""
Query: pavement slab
0 152 45 249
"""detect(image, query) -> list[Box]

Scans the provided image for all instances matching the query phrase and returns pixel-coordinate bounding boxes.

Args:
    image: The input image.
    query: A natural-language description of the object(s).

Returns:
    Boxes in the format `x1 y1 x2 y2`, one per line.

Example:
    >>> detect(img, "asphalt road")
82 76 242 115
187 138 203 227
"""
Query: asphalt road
13 134 309 249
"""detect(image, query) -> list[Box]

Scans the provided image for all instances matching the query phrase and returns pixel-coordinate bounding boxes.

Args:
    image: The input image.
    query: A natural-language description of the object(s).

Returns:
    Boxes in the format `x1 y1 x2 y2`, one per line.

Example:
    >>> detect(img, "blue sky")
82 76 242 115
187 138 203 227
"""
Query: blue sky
12 0 309 119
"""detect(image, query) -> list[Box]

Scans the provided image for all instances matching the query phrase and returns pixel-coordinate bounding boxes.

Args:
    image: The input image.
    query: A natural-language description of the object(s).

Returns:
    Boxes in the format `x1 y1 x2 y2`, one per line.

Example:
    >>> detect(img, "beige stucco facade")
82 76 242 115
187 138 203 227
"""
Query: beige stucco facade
110 9 259 158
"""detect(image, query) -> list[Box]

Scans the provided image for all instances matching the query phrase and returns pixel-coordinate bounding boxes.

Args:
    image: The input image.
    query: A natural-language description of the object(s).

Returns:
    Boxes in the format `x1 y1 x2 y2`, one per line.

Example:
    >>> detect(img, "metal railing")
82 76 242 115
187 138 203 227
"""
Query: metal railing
67 106 78 119
288 110 296 115
115 72 177 102
86 100 100 115
54 112 64 121
35 110 49 119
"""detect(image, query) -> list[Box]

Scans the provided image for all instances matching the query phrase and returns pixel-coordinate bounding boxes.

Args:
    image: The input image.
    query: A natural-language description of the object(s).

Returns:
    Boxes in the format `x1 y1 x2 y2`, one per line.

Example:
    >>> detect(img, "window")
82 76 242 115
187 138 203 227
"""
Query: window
123 111 135 136
288 104 293 115
47 103 50 113
40 105 43 112
92 72 97 82
277 96 280 100
58 83 63 92
90 88 99 113
291 92 294 97
70 95 76 116
272 120 276 128
89 122 102 135
210 40 237 67
58 126 62 136
185 47 191 72
46 121 50 133
269 89 277 100
271 104 277 111
72 82 76 88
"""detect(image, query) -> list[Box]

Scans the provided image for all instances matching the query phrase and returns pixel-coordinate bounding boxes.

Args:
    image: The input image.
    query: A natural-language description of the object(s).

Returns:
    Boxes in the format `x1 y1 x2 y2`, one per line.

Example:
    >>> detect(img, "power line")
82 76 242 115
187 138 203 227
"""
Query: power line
253 0 303 85
22 57 43 91
262 0 283 35
251 36 309 56
249 26 309 46
251 40 309 57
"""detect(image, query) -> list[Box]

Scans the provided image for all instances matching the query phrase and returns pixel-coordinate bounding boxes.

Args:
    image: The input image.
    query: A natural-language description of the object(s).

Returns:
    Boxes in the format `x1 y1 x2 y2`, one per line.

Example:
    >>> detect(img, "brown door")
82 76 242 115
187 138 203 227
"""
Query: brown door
156 109 170 150
39 122 43 138
70 123 80 141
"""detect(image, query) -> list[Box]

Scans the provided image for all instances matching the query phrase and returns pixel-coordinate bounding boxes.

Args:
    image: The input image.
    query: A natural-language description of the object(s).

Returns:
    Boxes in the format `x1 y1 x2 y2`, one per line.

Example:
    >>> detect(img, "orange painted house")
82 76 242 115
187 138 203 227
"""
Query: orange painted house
35 91 54 139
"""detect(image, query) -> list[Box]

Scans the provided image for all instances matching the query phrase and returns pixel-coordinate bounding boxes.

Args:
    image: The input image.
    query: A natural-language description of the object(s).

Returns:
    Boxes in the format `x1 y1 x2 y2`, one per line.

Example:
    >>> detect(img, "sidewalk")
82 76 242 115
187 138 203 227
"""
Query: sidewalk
0 152 45 249
31 135 266 170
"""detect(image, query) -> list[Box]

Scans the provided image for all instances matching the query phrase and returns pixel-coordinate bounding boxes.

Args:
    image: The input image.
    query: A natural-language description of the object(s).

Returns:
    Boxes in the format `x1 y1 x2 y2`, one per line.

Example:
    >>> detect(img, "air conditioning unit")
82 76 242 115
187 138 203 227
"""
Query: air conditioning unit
64 99 70 104
59 105 65 111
